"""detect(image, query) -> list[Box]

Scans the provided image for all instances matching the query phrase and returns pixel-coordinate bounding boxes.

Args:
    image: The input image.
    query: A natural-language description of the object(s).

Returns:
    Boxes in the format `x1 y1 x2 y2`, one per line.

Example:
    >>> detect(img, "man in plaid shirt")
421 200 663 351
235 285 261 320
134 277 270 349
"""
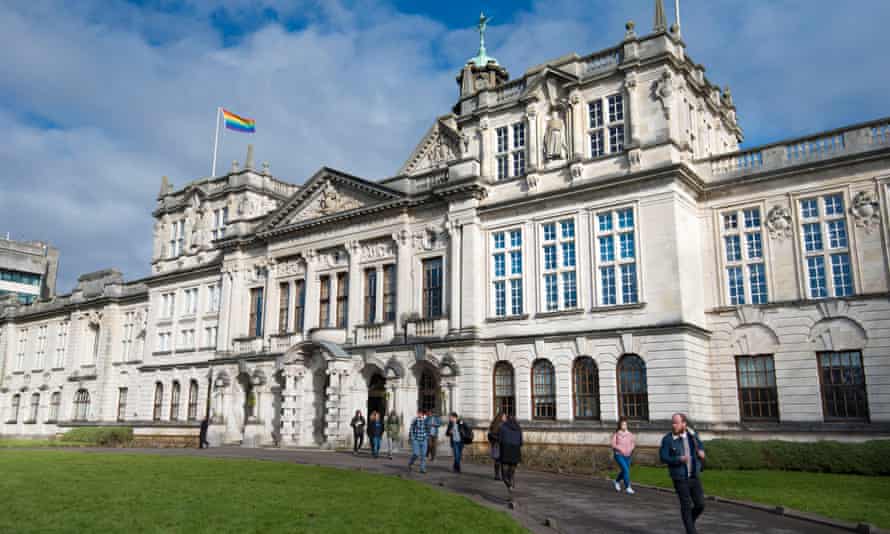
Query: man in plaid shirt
408 409 429 473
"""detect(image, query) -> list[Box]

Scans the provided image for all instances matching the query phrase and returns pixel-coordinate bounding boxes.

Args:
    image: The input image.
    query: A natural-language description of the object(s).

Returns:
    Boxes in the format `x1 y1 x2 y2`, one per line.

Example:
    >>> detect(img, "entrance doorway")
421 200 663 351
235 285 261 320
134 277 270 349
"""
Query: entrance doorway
367 373 386 417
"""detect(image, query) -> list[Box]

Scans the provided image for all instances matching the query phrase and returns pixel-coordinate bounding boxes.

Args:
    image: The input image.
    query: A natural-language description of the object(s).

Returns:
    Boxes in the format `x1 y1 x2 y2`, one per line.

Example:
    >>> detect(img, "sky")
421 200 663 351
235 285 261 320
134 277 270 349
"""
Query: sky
1 0 887 293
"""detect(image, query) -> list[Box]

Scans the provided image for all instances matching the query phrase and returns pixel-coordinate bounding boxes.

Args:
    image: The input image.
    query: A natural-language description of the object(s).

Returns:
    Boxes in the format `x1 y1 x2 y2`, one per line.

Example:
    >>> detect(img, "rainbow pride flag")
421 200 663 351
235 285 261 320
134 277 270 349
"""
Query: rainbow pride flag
222 109 256 133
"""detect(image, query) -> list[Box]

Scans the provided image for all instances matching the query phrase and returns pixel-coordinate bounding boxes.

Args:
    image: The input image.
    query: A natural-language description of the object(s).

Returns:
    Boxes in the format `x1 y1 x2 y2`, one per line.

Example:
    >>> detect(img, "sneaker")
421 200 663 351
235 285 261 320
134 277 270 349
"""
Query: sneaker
626 487 635 495
614 481 622 492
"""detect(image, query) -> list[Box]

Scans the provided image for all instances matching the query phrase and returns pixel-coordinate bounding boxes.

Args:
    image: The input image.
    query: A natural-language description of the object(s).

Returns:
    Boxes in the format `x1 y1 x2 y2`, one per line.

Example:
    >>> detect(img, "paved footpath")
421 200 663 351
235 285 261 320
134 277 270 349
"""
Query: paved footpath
58 446 848 534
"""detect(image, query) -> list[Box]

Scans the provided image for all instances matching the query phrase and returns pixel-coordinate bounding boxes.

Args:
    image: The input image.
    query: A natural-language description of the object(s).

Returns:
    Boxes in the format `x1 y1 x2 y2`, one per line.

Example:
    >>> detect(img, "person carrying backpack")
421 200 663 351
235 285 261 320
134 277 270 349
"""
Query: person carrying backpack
445 412 473 473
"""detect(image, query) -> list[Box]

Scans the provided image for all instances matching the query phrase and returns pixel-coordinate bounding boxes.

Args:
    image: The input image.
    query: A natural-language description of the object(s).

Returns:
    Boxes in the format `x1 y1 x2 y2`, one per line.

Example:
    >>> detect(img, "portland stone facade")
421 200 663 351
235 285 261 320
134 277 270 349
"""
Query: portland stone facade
2 3 890 449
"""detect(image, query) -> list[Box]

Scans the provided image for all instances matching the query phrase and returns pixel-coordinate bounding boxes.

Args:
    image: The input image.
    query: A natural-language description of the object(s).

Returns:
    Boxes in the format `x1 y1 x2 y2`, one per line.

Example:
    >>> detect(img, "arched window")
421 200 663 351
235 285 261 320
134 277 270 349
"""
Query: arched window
153 382 164 421
532 359 556 419
49 392 61 422
493 362 516 417
418 371 438 414
617 354 649 420
187 380 199 421
73 389 90 421
10 394 21 423
170 381 181 421
28 393 40 423
573 357 600 420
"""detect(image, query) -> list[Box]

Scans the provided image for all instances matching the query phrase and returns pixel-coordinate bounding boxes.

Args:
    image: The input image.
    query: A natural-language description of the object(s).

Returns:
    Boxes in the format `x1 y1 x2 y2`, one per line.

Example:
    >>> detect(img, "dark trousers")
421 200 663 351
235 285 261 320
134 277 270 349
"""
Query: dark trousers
199 435 209 448
427 436 437 460
353 432 364 452
673 477 705 534
451 441 464 472
501 463 517 489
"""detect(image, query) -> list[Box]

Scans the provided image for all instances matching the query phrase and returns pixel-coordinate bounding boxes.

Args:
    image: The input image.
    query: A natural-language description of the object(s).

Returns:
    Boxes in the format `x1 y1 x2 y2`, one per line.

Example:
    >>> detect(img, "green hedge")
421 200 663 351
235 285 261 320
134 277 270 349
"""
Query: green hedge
702 439 890 476
61 427 133 447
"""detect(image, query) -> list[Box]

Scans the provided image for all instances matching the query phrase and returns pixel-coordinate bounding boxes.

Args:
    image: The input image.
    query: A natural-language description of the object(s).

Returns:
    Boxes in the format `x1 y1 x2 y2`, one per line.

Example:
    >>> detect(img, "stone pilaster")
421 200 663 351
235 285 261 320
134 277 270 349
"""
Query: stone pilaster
392 230 413 331
346 241 362 336
302 250 319 331
446 219 462 333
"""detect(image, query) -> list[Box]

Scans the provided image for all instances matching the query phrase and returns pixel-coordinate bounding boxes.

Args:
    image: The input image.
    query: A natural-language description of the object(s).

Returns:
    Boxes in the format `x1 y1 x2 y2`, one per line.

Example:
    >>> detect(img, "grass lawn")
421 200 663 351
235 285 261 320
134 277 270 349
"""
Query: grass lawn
0 451 528 533
630 466 890 529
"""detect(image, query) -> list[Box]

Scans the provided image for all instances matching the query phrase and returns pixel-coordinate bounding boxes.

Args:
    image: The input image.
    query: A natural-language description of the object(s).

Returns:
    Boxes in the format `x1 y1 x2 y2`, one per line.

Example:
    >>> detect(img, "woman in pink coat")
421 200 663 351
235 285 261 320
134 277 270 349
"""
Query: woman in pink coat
611 417 636 494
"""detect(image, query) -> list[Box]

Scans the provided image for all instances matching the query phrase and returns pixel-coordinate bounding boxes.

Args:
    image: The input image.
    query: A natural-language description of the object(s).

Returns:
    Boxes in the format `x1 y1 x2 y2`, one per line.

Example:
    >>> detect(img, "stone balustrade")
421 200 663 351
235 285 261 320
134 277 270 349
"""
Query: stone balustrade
270 333 303 353
582 47 622 76
699 117 890 181
355 323 396 345
232 336 266 355
406 317 449 339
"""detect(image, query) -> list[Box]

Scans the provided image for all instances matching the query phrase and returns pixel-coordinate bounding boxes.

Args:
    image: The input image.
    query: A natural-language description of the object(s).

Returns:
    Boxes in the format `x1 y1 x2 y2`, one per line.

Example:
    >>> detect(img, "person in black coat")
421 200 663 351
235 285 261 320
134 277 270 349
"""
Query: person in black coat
199 418 210 448
497 416 523 493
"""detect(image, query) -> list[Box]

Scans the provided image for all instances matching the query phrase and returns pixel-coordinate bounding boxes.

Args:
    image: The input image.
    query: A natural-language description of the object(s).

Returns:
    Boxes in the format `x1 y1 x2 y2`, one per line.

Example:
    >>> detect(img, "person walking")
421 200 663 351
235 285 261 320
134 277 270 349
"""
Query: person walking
660 413 706 534
425 410 441 462
384 410 400 459
407 409 429 473
445 412 472 473
367 411 384 458
198 418 210 449
498 415 522 495
611 417 636 494
487 412 505 480
350 410 366 455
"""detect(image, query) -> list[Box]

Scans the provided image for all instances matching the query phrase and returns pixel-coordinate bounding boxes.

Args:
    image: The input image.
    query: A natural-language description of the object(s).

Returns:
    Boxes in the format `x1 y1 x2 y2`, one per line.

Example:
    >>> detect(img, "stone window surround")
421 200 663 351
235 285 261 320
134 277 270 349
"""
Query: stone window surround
790 186 861 300
591 203 641 307
536 213 580 313
713 201 773 307
487 224 524 319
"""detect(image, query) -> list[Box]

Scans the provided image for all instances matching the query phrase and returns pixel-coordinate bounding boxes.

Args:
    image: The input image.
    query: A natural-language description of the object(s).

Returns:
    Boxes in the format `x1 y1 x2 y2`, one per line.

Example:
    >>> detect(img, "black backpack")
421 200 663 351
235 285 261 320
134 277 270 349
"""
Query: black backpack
459 422 474 444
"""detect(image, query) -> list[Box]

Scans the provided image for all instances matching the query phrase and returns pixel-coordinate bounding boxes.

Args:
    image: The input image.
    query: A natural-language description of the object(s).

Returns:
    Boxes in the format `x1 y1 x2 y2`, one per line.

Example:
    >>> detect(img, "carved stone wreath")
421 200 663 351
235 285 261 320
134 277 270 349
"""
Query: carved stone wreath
850 191 881 233
765 205 793 240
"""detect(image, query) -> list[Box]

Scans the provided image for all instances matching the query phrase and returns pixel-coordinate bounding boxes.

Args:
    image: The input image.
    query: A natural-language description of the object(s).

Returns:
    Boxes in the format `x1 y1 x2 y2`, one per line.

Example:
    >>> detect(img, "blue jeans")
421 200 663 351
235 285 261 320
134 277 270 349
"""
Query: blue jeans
614 453 632 488
451 440 464 472
370 436 381 457
409 439 428 471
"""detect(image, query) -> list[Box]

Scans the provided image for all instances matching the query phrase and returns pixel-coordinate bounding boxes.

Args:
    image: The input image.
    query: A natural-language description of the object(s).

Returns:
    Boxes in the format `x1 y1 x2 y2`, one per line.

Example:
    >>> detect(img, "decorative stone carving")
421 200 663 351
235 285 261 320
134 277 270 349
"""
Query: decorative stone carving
850 191 880 232
275 259 306 277
525 173 540 192
391 229 412 248
624 71 638 90
652 71 673 119
569 163 583 182
360 241 395 261
237 196 256 218
765 205 793 240
301 184 363 220
413 226 448 251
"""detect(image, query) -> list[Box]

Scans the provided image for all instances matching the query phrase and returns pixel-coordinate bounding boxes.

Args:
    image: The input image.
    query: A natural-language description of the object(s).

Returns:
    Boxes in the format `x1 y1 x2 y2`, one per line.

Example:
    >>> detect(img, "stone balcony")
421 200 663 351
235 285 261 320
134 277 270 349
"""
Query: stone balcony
269 333 303 353
696 117 890 182
231 336 266 355
354 323 396 345
406 317 449 339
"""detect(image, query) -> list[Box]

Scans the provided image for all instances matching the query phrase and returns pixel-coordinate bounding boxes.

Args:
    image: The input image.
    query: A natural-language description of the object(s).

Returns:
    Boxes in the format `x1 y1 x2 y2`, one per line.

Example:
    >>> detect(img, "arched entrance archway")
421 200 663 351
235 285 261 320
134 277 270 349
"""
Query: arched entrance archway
418 368 440 415
367 373 386 417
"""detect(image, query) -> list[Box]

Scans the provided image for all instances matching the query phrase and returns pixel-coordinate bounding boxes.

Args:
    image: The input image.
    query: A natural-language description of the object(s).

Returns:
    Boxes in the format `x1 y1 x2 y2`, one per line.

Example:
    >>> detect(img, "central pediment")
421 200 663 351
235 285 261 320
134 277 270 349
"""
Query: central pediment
256 168 406 233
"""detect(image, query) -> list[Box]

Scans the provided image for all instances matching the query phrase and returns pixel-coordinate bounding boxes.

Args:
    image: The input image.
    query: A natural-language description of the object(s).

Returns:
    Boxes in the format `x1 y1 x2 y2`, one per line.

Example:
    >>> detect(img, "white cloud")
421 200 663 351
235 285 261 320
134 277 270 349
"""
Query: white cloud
0 0 886 292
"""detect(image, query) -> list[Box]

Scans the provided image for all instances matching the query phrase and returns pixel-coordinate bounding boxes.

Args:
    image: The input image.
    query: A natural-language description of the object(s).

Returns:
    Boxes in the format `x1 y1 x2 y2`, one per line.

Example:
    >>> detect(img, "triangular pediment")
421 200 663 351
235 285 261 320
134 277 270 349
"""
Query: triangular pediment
398 115 463 176
256 168 405 233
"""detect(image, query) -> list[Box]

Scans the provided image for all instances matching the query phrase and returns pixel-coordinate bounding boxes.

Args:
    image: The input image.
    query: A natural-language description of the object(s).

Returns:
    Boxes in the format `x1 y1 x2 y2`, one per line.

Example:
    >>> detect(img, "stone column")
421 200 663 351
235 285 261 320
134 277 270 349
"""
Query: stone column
570 89 585 161
302 250 319 331
392 230 413 333
346 241 362 337
459 215 483 333
446 219 462 333
374 265 384 325
479 118 491 181
525 104 539 172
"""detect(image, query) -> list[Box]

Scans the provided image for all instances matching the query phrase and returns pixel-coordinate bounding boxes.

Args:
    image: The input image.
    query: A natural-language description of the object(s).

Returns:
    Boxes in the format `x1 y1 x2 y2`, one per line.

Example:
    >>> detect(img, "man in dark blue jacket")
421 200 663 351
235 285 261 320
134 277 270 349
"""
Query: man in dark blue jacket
660 413 706 534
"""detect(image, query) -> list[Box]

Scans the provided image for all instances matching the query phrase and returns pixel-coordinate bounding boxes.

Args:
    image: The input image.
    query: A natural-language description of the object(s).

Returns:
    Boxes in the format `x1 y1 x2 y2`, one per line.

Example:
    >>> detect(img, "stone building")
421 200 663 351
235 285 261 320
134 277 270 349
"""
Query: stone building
2 2 889 448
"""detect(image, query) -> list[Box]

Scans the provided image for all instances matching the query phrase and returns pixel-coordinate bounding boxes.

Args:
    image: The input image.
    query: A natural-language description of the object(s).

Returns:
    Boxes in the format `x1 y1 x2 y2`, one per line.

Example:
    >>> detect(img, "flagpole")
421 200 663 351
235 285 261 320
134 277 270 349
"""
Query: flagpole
211 107 221 177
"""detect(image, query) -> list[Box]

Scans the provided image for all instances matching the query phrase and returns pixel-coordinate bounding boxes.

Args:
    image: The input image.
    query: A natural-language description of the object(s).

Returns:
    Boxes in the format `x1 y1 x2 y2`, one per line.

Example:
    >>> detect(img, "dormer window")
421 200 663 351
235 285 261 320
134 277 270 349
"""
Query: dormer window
169 220 185 257
212 207 229 240
588 94 625 158
495 122 527 180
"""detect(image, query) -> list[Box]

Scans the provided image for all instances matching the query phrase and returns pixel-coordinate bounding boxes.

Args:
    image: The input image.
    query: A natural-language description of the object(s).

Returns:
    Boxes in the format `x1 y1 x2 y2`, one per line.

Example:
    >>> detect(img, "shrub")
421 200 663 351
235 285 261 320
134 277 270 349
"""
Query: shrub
703 439 890 476
61 427 133 447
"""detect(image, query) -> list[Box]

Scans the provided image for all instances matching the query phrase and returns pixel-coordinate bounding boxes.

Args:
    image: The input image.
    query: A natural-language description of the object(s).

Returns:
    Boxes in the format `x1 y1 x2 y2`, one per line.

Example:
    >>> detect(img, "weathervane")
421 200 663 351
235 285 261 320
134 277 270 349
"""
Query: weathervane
469 11 498 66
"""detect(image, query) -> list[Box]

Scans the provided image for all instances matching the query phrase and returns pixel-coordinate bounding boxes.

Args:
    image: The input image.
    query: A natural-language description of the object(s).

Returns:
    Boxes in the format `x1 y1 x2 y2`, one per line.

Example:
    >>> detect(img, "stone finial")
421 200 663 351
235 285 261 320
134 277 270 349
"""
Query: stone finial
159 175 170 197
654 0 667 32
231 160 240 172
245 144 255 170
261 161 270 175
722 86 734 107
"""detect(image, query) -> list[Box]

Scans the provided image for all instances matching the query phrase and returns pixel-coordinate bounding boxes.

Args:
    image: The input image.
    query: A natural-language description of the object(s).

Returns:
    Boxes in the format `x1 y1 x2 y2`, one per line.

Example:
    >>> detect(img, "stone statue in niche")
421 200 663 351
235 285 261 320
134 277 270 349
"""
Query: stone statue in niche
543 112 567 161
652 71 673 119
